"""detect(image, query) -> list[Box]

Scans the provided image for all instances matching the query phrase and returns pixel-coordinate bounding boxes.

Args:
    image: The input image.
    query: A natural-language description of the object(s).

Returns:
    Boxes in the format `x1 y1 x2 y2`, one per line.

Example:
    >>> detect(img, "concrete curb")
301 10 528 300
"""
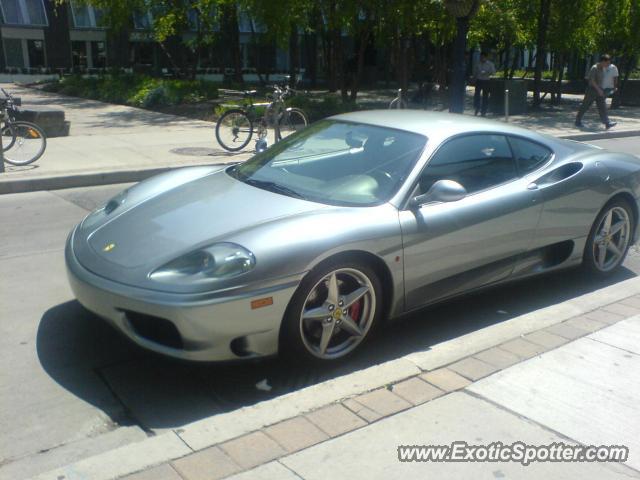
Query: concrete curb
558 129 640 142
30 275 640 480
0 161 238 195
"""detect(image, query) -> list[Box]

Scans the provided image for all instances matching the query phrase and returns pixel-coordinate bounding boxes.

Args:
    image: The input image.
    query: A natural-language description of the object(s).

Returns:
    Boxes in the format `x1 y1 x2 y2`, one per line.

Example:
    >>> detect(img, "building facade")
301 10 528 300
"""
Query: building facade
0 0 295 75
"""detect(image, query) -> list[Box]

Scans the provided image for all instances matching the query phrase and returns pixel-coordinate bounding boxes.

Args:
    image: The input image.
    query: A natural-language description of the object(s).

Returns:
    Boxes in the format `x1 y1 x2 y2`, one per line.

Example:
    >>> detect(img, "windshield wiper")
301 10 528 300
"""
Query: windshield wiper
244 179 306 200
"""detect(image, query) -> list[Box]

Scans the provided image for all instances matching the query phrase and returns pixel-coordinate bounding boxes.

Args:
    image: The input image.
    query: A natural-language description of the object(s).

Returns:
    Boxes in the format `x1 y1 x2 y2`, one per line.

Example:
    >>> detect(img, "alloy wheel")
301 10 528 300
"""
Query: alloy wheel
299 268 376 359
592 206 631 272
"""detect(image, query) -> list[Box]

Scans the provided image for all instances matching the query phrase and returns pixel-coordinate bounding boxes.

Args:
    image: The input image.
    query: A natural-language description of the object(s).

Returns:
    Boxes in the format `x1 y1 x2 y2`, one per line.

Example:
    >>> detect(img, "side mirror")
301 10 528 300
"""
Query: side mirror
411 179 467 207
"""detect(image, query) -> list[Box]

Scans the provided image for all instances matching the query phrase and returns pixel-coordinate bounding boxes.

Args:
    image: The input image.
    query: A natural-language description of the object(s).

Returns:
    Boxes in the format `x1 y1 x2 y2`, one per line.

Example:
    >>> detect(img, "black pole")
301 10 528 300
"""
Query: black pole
449 16 469 114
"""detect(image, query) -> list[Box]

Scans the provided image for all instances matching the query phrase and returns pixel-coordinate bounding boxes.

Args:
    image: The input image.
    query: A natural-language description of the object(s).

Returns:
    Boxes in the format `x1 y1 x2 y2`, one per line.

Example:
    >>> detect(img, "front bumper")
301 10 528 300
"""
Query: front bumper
65 235 301 362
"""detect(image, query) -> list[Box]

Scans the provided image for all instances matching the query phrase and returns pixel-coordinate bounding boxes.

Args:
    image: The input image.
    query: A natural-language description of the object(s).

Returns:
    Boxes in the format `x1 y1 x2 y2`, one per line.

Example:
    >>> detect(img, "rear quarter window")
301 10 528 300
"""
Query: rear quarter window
508 137 553 175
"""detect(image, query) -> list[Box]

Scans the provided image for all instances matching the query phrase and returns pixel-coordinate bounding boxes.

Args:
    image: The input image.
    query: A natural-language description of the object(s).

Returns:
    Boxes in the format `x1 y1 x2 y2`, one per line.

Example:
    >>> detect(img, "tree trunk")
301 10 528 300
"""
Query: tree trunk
532 0 552 109
248 19 265 85
551 53 565 104
449 15 470 113
289 22 299 87
329 27 341 92
503 41 511 79
220 3 242 83
349 28 371 102
614 55 636 108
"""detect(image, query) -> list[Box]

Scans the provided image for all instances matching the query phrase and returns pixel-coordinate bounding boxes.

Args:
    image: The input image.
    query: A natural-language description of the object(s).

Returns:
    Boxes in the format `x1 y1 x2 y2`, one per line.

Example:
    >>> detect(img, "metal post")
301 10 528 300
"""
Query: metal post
397 89 402 110
504 88 510 122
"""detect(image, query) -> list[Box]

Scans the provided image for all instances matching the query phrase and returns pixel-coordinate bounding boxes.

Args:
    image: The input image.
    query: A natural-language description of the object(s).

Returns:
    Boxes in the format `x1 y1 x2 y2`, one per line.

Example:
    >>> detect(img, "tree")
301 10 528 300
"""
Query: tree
531 0 552 108
470 0 531 79
596 0 640 106
444 0 481 113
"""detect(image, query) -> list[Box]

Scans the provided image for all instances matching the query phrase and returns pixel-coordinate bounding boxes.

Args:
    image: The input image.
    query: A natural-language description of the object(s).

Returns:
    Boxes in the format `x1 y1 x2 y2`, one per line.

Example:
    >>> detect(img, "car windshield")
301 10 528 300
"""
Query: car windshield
227 120 427 207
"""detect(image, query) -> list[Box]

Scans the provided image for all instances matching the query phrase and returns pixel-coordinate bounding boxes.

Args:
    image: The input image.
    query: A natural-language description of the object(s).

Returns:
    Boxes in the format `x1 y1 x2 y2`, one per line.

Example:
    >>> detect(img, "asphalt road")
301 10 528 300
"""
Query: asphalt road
588 135 640 156
1 135 640 478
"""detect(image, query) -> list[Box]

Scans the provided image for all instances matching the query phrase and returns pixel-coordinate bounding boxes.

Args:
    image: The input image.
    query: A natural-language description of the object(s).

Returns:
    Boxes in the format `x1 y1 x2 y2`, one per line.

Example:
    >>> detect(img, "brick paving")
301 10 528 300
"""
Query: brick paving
116 294 640 480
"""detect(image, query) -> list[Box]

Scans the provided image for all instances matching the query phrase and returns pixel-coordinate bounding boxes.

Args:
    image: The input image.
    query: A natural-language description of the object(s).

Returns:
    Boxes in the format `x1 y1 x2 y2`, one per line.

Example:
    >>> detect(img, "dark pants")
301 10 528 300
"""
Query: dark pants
474 79 490 116
576 88 610 125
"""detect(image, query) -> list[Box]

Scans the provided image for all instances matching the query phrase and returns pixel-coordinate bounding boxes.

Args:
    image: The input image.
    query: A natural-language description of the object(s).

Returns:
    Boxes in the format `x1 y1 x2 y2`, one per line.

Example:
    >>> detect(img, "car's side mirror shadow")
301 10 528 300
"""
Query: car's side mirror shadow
411 180 467 207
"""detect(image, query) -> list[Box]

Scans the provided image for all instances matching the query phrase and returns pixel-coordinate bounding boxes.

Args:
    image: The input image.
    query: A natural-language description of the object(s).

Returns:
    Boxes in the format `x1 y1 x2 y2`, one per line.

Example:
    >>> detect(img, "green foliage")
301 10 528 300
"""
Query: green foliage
42 74 218 108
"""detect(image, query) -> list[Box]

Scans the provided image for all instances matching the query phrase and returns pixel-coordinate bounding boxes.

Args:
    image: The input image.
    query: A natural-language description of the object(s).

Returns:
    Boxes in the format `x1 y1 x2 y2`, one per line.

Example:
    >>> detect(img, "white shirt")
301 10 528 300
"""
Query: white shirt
601 64 619 89
474 60 496 81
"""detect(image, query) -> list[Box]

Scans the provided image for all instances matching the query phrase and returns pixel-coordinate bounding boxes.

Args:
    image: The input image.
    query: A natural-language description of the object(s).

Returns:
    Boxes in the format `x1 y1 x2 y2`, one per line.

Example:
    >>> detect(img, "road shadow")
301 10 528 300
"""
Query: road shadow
37 264 637 432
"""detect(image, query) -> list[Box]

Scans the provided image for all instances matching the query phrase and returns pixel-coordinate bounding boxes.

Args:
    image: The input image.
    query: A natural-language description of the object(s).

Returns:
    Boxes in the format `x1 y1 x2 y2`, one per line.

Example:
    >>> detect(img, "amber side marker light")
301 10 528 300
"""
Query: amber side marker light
251 297 273 309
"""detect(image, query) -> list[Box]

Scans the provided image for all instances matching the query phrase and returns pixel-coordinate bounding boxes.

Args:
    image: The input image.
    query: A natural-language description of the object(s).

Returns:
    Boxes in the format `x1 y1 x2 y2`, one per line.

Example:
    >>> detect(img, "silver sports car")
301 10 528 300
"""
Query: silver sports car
66 111 640 363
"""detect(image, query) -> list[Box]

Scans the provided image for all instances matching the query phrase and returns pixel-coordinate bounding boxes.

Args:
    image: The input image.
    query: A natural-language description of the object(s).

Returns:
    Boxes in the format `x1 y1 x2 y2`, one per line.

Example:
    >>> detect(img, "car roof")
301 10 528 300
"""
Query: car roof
331 109 546 143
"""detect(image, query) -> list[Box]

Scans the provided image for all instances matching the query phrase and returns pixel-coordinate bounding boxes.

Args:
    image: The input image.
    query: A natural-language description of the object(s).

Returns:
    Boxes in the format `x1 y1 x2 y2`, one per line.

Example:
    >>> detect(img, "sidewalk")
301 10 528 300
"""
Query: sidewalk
0 84 254 194
31 278 640 480
1 84 639 194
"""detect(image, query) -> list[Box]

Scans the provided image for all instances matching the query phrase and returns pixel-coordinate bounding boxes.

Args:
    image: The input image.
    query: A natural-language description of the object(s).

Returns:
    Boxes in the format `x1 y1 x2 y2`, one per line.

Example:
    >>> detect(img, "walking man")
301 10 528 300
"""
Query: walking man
473 52 495 116
575 54 617 129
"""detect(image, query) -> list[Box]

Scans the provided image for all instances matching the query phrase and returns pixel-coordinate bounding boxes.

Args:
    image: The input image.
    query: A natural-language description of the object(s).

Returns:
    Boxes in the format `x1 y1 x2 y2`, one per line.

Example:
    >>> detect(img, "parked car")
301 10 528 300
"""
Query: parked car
66 111 640 363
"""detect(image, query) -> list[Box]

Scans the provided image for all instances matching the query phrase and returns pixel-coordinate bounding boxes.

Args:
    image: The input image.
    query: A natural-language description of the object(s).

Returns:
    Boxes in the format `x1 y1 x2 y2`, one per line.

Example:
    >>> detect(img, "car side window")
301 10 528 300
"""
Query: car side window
508 137 553 175
419 134 516 194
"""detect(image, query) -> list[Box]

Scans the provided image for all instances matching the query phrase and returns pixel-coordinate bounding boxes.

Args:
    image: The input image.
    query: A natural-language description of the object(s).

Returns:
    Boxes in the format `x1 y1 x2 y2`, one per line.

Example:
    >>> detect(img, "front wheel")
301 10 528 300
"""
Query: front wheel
276 108 308 141
583 198 634 275
2 121 46 165
280 260 382 363
215 109 253 152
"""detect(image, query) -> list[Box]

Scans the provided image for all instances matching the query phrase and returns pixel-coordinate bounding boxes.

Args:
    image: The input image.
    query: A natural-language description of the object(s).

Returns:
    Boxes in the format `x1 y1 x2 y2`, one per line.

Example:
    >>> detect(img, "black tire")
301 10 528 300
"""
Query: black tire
2 121 46 166
2 122 17 152
280 258 383 363
276 108 308 141
215 109 253 152
583 197 635 276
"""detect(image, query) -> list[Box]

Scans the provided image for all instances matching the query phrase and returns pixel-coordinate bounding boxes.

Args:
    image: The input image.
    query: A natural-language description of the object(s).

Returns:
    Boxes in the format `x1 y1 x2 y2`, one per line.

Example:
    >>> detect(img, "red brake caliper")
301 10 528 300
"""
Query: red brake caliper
349 299 362 325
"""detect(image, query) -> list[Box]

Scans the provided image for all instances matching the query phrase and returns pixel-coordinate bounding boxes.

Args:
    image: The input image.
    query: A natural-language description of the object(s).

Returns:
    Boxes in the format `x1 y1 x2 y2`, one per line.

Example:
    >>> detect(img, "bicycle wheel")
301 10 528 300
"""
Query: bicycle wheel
276 108 308 141
2 121 46 166
215 109 253 152
2 121 17 152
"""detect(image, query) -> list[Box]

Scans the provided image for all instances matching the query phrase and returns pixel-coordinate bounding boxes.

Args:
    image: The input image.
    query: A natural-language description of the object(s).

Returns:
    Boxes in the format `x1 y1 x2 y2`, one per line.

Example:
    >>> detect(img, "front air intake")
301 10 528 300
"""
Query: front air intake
124 310 183 349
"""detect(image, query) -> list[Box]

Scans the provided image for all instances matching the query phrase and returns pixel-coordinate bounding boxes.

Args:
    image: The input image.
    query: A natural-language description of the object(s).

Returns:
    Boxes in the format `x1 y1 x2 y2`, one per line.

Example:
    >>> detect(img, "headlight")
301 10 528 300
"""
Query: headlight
149 243 256 284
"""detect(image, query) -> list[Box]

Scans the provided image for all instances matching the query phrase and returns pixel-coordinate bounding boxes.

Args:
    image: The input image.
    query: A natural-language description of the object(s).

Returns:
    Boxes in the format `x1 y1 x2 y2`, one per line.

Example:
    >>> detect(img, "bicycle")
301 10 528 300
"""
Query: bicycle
388 88 408 109
215 85 308 152
1 88 47 166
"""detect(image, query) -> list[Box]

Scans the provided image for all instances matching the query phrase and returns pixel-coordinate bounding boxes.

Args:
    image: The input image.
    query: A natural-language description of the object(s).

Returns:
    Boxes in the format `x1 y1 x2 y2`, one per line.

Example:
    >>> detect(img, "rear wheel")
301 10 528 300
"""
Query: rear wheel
276 108 308 141
2 121 46 165
281 260 382 363
215 109 253 152
583 198 634 275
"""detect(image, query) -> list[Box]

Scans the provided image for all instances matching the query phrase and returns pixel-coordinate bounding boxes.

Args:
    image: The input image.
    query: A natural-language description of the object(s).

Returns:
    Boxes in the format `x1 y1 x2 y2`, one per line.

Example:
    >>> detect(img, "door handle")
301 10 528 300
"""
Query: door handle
527 182 539 190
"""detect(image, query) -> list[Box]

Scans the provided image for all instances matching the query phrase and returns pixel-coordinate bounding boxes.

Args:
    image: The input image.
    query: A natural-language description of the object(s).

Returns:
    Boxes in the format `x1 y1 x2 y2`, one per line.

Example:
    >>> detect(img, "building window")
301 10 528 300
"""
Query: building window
0 0 48 26
130 41 154 66
133 11 153 30
91 41 106 68
27 39 45 68
3 38 24 67
70 1 103 28
71 40 87 68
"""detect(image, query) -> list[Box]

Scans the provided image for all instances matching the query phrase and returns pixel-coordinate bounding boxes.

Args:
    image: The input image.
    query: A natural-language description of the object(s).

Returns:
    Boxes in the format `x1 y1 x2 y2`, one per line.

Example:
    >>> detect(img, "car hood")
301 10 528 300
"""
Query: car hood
73 168 327 280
